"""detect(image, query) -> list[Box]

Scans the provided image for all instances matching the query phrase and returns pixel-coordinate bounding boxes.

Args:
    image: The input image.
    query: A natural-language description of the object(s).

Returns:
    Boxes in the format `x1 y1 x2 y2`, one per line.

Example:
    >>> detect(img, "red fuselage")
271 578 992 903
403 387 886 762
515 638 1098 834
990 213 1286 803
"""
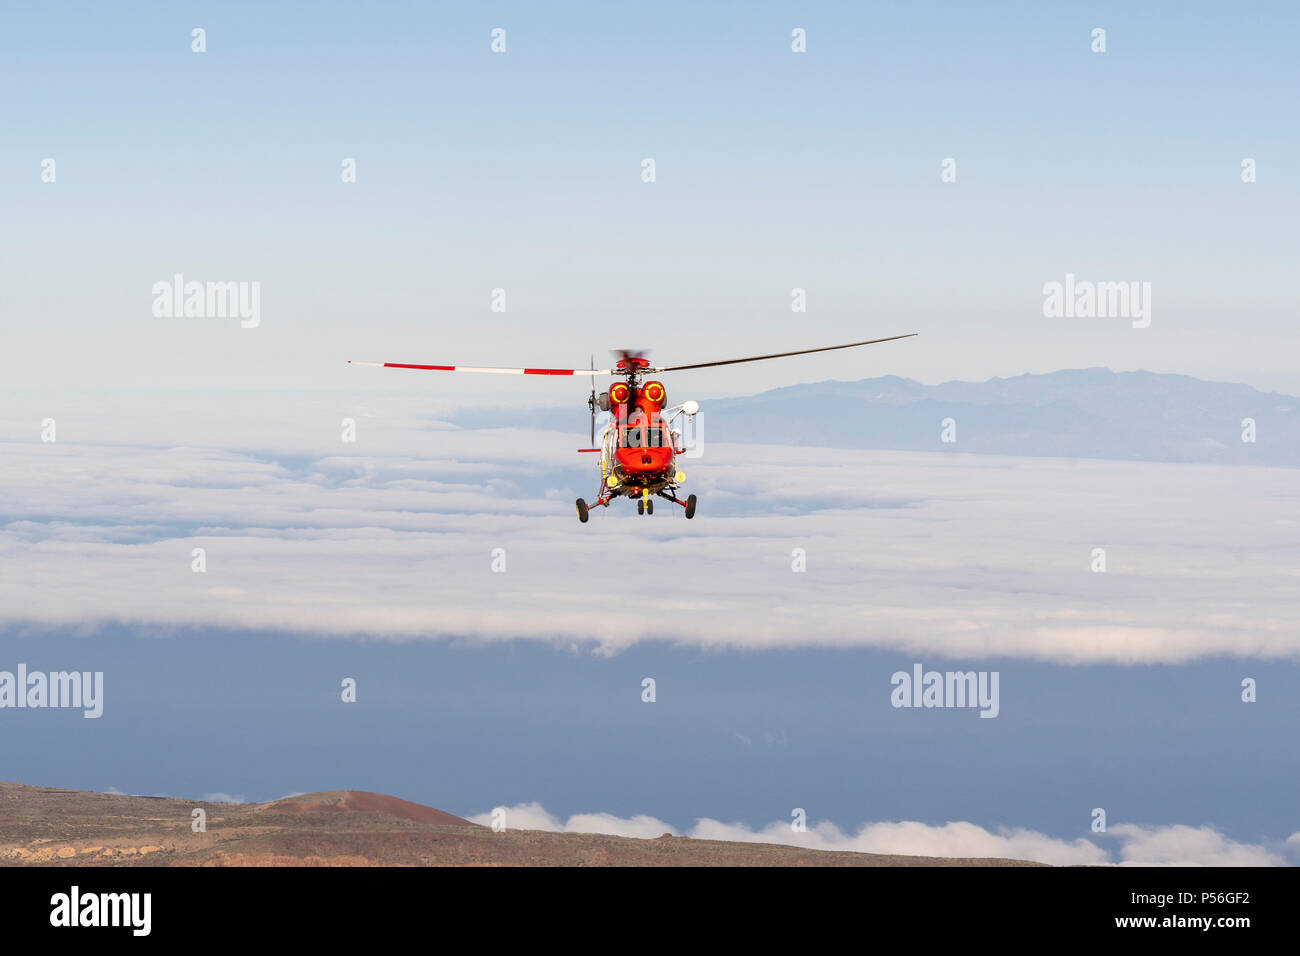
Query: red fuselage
608 380 676 486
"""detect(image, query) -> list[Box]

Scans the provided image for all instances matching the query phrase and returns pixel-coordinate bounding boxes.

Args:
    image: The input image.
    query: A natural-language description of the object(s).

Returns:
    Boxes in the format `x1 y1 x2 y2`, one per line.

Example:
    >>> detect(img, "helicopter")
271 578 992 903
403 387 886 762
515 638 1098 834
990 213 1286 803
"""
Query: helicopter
349 333 916 522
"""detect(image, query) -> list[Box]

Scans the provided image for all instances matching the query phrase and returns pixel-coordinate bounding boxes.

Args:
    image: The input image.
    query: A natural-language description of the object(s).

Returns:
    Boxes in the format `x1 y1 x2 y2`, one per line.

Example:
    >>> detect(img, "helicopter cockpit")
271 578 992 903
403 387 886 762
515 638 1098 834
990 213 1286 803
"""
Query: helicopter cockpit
619 421 670 448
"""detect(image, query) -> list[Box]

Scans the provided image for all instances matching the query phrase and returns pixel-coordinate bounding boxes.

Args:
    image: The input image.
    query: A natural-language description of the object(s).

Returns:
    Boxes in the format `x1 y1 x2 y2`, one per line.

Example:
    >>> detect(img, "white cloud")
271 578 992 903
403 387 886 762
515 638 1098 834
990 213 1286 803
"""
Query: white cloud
2 391 1298 664
200 792 247 804
469 802 1292 866
564 812 679 840
1108 824 1287 867
690 818 1108 865
466 802 677 840
474 802 564 832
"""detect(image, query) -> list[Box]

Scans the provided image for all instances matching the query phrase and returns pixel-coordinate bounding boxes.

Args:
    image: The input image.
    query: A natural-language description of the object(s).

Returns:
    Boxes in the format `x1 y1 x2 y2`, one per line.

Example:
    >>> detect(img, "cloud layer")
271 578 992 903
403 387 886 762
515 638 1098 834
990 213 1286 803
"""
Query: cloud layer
3 391 1297 664
469 802 1295 866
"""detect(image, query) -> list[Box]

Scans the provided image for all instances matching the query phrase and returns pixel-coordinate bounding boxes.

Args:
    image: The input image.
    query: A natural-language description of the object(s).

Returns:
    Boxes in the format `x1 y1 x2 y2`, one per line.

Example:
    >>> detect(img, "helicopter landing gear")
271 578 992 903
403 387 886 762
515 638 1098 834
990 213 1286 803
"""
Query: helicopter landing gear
575 498 589 523
658 490 698 519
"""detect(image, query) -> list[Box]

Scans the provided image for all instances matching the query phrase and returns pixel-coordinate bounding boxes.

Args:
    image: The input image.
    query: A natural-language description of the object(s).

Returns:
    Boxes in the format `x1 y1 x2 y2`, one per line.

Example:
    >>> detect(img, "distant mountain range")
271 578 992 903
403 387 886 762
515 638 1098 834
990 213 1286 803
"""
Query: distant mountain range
452 368 1300 467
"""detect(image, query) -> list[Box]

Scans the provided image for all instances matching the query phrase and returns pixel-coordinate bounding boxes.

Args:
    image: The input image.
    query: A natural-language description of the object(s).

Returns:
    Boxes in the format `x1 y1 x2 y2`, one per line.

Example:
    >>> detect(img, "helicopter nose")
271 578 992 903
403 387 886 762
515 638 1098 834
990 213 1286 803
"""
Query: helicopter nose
614 447 671 475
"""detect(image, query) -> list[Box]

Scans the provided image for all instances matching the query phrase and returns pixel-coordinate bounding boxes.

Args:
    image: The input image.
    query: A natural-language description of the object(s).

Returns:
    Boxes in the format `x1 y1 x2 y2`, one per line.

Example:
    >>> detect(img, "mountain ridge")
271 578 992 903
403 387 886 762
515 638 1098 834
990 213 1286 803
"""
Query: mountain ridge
451 368 1299 467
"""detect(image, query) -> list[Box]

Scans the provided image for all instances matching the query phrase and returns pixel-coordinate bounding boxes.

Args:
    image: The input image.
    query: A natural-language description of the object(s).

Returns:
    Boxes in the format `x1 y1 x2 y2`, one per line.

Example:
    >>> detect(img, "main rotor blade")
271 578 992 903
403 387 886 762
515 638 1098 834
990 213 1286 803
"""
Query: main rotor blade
589 355 596 445
649 334 917 373
349 361 617 376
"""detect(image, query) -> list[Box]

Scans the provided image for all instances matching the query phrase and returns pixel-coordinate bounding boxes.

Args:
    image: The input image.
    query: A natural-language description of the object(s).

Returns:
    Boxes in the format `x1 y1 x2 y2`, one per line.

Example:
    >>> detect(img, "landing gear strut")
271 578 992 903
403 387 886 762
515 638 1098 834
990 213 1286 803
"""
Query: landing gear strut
658 490 698 519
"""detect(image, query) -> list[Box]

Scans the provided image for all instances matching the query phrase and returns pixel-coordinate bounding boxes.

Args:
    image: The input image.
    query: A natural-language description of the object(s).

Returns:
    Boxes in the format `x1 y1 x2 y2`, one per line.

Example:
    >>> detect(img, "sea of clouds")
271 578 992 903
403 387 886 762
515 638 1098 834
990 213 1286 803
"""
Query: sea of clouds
2 389 1296 664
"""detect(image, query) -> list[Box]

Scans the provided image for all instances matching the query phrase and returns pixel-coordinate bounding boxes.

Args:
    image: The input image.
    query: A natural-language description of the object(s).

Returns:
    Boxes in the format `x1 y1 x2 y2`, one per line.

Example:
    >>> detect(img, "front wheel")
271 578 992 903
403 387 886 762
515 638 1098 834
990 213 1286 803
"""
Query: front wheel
684 494 697 519
575 498 589 523
637 498 645 515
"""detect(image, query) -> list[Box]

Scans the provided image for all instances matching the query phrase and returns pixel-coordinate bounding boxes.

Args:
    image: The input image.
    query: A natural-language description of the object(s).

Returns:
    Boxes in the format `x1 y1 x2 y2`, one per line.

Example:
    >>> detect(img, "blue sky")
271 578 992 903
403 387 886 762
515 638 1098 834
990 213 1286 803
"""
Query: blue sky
2 1 1297 395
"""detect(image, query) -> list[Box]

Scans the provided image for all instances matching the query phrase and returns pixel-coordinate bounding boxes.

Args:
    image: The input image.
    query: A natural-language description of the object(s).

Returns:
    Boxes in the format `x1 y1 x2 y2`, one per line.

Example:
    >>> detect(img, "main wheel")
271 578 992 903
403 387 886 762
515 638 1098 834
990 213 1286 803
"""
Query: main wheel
637 498 645 515
575 498 589 523
684 494 697 519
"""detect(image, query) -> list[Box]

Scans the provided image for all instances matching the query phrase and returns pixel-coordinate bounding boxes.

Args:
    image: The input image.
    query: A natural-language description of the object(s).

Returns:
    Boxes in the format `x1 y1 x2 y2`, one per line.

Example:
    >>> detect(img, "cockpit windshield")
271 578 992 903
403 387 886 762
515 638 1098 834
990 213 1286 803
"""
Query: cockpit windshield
619 420 668 448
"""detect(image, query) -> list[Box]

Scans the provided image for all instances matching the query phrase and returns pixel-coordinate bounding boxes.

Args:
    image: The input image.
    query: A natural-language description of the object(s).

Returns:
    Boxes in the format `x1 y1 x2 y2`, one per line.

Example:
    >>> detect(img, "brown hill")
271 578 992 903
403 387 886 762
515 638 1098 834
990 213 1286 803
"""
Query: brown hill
259 790 475 827
0 781 1044 867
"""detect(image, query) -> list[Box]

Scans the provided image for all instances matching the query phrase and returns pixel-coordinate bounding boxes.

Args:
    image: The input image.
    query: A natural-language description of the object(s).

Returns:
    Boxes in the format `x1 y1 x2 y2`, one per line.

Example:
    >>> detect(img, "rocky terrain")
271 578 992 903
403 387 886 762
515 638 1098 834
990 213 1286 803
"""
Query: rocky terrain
0 782 1041 866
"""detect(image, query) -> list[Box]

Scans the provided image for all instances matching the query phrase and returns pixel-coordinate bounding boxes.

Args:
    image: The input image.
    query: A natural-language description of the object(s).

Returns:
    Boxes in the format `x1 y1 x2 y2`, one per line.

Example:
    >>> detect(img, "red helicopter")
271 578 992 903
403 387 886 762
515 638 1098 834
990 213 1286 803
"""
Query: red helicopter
349 334 915 522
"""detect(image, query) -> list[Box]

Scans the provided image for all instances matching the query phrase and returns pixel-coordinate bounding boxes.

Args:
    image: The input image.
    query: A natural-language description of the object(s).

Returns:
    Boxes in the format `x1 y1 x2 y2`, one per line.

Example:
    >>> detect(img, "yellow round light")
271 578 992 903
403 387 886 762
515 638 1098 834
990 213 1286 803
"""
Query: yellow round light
607 474 619 488
675 471 686 483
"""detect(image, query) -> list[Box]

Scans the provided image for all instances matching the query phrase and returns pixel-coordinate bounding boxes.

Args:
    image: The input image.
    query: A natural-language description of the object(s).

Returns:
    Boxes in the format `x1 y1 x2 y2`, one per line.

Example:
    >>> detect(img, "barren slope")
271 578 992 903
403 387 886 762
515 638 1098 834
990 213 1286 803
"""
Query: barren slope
0 782 1042 867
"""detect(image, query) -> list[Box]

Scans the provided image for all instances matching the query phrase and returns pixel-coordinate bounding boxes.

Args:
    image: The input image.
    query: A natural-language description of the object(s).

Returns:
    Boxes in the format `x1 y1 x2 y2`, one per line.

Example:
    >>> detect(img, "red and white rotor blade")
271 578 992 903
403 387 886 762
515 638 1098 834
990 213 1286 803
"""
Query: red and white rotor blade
348 361 615 376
